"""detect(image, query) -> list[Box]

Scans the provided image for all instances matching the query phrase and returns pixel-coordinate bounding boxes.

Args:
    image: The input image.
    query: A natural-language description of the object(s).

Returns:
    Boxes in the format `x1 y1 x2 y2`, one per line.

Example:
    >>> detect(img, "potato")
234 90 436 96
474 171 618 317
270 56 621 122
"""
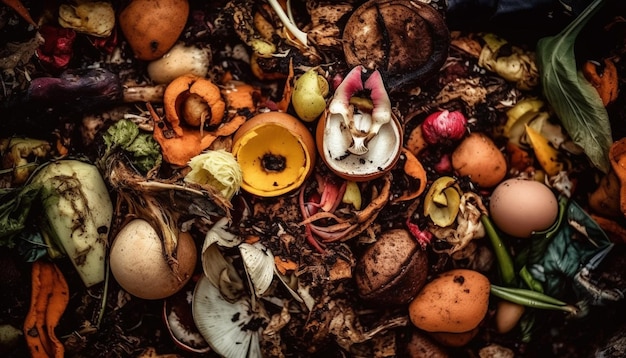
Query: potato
408 269 490 333
495 300 525 334
355 229 428 305
451 132 507 188
119 0 190 61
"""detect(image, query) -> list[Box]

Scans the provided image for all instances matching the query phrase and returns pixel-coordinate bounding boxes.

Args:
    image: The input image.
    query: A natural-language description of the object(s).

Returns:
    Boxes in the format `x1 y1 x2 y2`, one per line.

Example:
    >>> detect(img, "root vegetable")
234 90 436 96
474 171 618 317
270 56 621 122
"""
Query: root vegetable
451 132 507 188
495 300 525 334
408 269 490 333
23 260 69 358
119 0 190 61
109 219 197 299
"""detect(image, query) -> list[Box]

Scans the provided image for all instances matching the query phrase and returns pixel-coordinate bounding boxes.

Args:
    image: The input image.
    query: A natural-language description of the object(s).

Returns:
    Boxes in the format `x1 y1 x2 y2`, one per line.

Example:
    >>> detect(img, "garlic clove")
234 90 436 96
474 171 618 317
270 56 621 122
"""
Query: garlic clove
192 276 266 358
240 242 275 297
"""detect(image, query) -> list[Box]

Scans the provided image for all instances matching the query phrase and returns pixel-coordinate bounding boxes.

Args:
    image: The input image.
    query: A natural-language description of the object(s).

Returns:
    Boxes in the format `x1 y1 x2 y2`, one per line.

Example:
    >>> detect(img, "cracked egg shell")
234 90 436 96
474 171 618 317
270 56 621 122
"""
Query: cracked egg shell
342 0 449 89
316 109 403 182
232 112 316 197
355 229 428 305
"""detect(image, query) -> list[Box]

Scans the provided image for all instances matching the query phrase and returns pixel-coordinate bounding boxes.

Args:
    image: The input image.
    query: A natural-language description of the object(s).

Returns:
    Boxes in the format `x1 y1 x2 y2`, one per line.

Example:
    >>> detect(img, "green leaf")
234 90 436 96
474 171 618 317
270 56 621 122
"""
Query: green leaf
0 184 41 245
99 119 162 173
536 0 612 173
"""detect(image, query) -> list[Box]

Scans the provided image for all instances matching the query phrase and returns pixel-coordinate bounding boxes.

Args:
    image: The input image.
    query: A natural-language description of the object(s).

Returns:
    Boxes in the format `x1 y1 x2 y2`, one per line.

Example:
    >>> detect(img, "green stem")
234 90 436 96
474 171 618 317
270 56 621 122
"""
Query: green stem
491 284 579 315
481 214 517 286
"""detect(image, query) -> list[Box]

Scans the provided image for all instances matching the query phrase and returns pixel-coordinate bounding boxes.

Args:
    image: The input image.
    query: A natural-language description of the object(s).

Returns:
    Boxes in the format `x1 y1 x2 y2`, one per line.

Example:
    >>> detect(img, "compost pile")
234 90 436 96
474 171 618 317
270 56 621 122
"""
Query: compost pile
1 0 626 357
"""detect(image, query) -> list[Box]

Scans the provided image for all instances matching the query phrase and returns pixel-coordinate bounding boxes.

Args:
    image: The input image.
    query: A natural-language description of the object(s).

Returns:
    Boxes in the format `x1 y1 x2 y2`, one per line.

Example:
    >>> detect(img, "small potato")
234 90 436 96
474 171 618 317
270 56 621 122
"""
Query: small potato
408 269 490 333
355 229 428 305
452 132 507 188
119 0 190 61
495 300 525 334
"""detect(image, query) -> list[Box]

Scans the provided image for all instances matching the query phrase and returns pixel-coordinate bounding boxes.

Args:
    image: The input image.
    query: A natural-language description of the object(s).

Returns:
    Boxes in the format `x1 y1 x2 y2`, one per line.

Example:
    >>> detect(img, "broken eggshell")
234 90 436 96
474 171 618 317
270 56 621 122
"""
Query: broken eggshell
58 0 116 37
342 0 450 89
316 66 402 181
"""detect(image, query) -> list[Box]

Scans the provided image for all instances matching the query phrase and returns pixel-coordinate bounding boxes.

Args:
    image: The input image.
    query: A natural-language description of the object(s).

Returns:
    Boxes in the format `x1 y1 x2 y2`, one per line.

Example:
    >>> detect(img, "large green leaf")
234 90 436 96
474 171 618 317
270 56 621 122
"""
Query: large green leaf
536 0 612 173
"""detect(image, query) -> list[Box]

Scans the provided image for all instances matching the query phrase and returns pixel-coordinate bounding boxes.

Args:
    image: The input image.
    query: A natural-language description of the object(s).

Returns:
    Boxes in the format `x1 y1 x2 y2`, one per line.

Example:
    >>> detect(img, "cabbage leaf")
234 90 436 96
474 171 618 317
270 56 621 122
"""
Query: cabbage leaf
536 0 611 173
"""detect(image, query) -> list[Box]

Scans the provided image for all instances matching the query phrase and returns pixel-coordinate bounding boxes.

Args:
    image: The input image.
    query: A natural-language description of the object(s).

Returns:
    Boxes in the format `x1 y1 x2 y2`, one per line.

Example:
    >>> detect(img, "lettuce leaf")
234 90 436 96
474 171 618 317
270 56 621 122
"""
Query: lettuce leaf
536 0 612 173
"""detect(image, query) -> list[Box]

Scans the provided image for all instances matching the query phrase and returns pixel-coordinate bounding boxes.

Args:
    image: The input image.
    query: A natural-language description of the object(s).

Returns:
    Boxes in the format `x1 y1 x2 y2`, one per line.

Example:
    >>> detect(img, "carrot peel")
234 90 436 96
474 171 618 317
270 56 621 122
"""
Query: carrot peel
24 260 70 358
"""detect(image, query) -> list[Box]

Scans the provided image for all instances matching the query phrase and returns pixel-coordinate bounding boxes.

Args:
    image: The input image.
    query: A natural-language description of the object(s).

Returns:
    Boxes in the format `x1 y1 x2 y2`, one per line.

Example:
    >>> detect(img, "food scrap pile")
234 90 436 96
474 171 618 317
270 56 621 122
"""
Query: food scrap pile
1 0 626 357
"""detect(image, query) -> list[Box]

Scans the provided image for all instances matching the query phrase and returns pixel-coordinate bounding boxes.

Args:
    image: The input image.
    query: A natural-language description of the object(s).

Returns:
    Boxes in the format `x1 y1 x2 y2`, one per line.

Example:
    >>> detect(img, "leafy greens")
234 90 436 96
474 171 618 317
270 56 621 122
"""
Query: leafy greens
536 0 612 173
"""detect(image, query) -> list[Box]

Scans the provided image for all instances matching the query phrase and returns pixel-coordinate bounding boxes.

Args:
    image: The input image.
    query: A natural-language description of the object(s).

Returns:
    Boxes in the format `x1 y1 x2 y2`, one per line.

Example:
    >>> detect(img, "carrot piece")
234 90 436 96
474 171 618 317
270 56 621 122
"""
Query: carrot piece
2 0 37 27
23 261 70 358
24 261 49 358
46 263 70 358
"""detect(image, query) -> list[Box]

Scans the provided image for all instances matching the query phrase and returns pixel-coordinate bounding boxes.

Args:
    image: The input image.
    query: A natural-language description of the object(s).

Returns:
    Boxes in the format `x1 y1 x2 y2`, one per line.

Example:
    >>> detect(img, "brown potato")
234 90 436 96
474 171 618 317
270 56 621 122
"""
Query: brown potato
408 269 490 333
452 132 507 188
355 229 428 305
119 0 190 61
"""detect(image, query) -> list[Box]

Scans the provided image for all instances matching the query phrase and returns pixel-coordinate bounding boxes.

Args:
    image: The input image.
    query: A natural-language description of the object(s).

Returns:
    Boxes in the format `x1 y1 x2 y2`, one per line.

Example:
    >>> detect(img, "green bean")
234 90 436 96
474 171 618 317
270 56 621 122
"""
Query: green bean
519 265 544 293
490 284 579 315
481 214 517 286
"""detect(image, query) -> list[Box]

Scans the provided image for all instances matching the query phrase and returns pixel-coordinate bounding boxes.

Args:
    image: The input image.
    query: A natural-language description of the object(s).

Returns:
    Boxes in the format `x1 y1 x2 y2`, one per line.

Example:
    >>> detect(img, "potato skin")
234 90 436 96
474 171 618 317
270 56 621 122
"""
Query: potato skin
355 229 428 305
119 0 190 61
452 132 507 188
408 269 490 333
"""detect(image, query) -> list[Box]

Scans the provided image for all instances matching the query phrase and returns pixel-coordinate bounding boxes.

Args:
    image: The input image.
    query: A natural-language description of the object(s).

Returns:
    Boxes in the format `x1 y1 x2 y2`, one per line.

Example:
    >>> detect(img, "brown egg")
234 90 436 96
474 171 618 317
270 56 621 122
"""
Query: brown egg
119 0 190 61
489 178 559 238
408 269 490 333
355 229 428 305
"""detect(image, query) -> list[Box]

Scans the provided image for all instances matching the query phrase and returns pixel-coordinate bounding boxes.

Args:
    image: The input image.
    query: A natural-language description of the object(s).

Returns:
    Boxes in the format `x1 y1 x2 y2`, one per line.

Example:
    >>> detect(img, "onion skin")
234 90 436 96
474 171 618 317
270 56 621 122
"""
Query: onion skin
109 219 197 300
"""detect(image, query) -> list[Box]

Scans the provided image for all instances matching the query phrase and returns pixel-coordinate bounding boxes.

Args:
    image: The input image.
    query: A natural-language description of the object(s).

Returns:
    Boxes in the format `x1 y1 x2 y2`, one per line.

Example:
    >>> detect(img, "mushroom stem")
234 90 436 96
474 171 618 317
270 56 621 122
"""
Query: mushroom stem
364 70 391 139
328 66 393 155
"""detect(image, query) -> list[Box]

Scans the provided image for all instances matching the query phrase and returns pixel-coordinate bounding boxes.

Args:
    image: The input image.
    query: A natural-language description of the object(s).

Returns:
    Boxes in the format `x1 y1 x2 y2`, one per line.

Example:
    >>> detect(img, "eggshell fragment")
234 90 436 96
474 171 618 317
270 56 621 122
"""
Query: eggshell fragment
408 269 490 333
489 179 559 238
451 132 507 188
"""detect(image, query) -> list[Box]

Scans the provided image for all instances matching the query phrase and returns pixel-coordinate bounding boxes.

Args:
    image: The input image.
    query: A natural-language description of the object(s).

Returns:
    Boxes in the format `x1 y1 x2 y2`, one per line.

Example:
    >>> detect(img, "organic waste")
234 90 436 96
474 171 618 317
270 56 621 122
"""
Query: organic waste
1 0 626 358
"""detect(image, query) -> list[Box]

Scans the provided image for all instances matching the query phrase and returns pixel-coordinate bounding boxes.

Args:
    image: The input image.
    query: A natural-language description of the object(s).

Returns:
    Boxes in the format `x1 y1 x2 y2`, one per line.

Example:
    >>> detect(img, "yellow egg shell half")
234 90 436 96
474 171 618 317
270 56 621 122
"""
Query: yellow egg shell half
232 112 316 197
409 269 490 333
489 178 559 238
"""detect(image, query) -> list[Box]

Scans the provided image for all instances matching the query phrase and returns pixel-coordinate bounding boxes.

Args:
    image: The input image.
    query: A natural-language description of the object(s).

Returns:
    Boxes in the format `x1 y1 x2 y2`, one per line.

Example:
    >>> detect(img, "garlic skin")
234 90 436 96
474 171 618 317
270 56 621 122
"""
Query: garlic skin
421 110 467 145
58 1 115 37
